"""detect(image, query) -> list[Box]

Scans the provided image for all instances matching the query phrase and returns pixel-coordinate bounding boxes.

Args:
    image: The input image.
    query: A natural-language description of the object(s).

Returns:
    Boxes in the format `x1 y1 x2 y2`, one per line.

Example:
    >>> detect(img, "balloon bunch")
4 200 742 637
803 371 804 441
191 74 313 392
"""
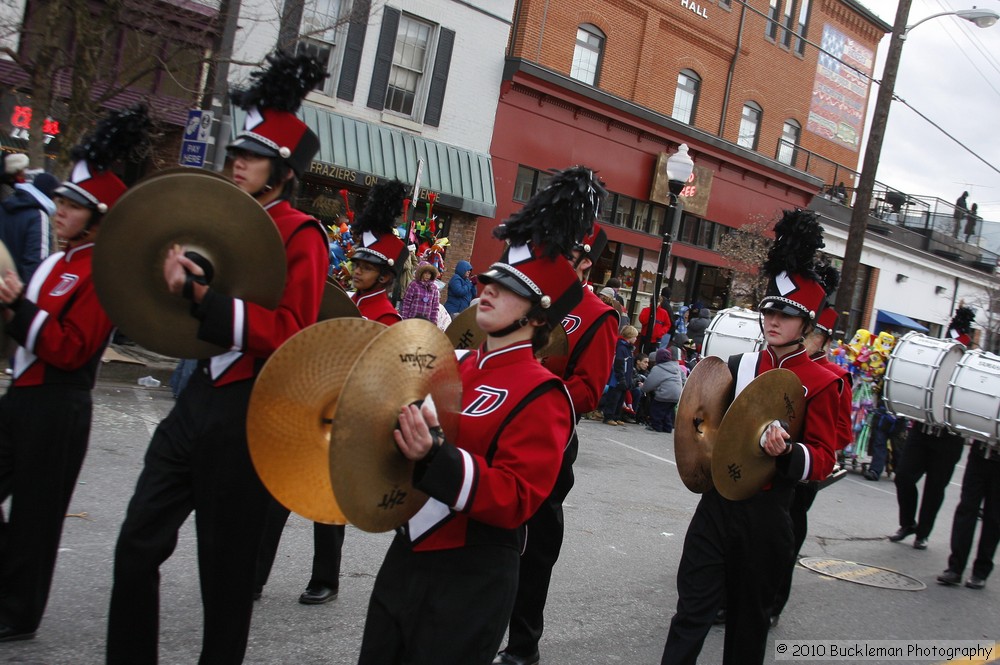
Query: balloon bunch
830 328 897 391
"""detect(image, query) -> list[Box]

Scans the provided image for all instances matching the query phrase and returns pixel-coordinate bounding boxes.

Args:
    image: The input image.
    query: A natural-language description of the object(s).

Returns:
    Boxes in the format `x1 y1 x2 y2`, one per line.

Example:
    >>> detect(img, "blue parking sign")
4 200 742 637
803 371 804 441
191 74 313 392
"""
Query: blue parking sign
179 109 213 167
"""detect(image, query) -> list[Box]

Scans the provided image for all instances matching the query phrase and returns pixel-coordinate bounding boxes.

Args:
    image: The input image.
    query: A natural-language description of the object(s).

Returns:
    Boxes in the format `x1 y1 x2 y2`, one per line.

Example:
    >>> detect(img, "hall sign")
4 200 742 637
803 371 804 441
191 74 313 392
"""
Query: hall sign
679 0 709 19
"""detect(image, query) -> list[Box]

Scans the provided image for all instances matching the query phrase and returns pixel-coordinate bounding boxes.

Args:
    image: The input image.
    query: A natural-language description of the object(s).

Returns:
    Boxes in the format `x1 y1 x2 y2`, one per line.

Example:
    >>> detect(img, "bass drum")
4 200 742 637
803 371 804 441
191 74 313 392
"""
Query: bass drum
883 331 964 425
701 307 763 360
945 349 1000 443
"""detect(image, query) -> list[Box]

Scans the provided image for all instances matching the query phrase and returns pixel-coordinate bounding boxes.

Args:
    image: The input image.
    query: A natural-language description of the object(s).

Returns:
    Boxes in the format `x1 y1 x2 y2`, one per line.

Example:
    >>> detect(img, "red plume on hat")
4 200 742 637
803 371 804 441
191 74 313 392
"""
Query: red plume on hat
352 179 409 274
228 50 327 175
55 104 151 214
759 209 826 321
479 166 606 325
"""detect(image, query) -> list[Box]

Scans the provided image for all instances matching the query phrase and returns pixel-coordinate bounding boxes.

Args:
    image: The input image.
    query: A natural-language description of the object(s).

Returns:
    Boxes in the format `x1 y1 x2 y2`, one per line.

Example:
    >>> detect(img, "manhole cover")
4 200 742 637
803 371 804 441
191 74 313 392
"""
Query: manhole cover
799 557 927 591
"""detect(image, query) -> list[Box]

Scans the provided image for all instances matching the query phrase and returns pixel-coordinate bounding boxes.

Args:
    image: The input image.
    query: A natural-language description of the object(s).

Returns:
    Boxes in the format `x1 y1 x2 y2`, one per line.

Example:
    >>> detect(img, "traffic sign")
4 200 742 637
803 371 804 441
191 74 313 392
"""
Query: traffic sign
179 109 213 167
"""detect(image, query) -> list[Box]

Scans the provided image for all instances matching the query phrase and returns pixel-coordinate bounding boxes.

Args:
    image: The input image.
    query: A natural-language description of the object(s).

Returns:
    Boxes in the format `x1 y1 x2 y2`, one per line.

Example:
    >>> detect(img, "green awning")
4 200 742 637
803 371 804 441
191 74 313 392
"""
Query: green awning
233 106 496 217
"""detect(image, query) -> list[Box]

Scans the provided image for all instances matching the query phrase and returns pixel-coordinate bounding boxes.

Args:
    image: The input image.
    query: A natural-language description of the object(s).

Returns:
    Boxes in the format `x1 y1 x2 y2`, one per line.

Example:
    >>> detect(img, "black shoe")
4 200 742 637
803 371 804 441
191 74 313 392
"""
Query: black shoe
493 650 540 665
769 615 780 629
913 537 928 550
864 470 879 481
0 623 36 642
888 525 916 542
298 584 338 605
937 570 961 586
966 576 987 590
713 608 726 625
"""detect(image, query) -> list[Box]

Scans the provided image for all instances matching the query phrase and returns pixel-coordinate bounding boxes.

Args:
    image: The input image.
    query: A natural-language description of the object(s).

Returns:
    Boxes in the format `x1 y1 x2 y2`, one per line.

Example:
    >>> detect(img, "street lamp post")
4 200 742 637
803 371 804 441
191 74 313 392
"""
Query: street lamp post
833 5 999 332
646 144 694 349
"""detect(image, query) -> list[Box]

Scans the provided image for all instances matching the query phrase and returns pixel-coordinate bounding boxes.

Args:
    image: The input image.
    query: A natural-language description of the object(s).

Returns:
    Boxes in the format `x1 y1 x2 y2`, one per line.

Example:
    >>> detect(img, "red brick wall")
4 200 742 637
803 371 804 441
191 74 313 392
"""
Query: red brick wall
510 0 886 183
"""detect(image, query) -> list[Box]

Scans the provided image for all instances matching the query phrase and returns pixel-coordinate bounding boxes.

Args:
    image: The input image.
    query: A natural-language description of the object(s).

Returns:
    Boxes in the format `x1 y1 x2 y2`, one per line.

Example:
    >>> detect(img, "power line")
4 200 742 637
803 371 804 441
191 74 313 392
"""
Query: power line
892 93 1000 177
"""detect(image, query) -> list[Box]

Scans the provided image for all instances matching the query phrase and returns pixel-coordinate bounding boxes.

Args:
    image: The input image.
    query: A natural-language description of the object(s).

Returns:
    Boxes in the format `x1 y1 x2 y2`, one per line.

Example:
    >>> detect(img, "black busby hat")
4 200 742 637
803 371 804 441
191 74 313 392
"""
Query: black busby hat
758 209 827 321
947 305 975 345
55 104 151 214
352 179 409 274
228 51 327 176
479 166 604 326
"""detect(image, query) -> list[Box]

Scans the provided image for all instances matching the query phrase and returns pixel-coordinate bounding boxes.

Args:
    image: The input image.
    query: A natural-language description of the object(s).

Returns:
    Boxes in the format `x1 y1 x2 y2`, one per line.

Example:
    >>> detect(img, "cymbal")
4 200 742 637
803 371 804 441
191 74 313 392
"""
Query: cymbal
93 171 286 358
674 356 733 493
445 304 484 350
711 368 805 501
445 304 568 358
318 280 361 320
329 319 462 532
247 318 386 524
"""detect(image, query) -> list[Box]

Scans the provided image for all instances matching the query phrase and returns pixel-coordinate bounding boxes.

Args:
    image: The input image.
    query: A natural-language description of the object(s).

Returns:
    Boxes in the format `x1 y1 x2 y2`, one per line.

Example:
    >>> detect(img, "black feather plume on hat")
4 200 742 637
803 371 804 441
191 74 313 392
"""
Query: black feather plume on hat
355 180 406 235
230 50 327 112
493 166 607 259
762 209 825 279
815 261 840 296
948 305 976 335
70 104 151 171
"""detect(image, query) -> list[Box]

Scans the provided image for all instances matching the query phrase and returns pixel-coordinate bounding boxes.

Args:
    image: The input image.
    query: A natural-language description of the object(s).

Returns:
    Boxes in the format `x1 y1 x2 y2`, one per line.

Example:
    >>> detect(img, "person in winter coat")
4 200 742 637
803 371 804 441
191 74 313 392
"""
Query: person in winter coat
686 307 712 351
643 347 685 433
444 259 476 316
673 305 690 336
0 173 58 283
638 291 671 352
602 325 638 425
399 261 440 324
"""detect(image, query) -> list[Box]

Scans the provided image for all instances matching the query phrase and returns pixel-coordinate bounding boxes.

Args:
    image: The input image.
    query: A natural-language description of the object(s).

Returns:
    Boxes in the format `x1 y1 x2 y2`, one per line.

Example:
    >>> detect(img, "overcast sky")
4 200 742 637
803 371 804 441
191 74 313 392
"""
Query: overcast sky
860 0 1000 223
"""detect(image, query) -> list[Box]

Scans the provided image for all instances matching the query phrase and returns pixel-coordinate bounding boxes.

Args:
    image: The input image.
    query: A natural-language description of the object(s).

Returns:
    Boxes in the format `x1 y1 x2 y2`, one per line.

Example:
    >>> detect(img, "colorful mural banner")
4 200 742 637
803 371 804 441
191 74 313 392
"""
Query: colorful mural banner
807 23 874 150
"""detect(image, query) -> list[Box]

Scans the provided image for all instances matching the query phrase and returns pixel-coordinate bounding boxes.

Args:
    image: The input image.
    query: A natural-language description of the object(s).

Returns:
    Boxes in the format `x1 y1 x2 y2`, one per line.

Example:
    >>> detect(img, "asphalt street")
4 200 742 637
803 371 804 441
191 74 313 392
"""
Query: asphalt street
1 380 997 664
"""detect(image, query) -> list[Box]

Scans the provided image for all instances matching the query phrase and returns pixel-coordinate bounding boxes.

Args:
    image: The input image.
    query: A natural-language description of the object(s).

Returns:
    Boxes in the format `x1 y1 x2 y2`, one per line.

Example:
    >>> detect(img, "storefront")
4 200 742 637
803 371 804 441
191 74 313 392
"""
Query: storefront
478 60 823 319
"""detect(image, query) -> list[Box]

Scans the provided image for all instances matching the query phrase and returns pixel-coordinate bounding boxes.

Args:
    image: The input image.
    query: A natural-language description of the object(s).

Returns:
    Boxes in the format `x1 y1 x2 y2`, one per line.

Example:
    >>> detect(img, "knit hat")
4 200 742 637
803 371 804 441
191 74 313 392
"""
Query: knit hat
598 287 616 300
54 105 150 214
655 347 672 363
3 152 28 175
758 209 827 321
31 172 59 199
228 50 326 176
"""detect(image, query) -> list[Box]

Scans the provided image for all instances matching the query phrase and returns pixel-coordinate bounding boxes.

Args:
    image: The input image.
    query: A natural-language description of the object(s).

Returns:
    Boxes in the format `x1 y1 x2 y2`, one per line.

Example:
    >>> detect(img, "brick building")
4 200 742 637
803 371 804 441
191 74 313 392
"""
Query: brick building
475 0 889 317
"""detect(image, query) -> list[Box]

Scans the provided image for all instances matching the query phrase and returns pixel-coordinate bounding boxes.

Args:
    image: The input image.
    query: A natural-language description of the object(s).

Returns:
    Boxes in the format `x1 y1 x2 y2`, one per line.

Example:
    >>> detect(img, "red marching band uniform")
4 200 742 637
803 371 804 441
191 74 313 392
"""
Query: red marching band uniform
0 106 149 642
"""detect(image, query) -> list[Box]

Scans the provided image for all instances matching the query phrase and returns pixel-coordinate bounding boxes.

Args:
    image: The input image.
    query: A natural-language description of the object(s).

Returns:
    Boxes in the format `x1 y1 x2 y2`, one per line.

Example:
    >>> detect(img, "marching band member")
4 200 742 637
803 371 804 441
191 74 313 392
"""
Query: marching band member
496 172 614 665
660 210 843 665
107 52 329 664
350 179 409 325
887 305 975 551
254 180 409 606
771 298 853 627
0 106 149 643
357 168 596 665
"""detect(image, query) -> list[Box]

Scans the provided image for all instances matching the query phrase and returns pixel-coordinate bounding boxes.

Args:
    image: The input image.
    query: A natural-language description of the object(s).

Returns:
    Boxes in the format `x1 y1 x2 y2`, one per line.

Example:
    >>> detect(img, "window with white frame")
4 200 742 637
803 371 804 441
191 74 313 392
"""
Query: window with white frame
671 69 700 124
795 0 812 54
570 24 604 86
384 15 432 116
738 102 762 150
776 119 801 166
766 0 780 39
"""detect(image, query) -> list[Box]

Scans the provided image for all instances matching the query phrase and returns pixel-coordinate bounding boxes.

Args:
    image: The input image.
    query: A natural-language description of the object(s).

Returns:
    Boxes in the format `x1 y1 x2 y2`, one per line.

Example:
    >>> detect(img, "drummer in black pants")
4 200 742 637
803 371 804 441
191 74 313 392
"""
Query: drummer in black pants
937 441 1000 589
888 425 965 550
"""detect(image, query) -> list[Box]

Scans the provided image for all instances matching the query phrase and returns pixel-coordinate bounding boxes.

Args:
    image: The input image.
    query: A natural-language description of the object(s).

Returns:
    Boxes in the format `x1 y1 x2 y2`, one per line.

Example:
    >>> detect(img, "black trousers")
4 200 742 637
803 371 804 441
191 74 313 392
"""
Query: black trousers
894 427 965 540
255 496 345 591
0 385 91 633
503 434 578 657
948 444 1000 580
358 532 519 665
107 372 270 665
772 482 818 617
650 400 676 433
661 486 794 665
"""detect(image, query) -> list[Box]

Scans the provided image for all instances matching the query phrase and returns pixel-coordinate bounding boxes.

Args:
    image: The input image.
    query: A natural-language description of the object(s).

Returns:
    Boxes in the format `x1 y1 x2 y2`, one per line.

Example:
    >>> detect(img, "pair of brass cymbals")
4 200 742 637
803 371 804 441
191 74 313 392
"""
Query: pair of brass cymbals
248 318 462 532
674 359 804 501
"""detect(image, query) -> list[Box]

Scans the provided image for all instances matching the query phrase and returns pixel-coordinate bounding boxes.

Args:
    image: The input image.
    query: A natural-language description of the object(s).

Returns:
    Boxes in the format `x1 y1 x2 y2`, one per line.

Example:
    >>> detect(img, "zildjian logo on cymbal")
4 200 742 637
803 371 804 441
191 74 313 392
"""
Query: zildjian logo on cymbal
399 349 437 371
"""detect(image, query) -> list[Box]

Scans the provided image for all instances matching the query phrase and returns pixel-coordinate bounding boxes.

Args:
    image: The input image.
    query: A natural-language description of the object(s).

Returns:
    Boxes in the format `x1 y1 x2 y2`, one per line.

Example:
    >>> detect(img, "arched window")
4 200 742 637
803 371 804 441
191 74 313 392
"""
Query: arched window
777 119 801 166
737 102 762 150
570 24 604 86
671 69 701 125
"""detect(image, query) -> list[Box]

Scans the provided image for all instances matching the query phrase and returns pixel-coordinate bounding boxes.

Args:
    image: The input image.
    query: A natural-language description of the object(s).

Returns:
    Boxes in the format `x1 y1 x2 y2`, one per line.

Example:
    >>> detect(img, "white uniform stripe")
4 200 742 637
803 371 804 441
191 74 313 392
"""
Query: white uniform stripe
797 442 811 481
453 448 475 511
24 310 49 352
231 299 246 351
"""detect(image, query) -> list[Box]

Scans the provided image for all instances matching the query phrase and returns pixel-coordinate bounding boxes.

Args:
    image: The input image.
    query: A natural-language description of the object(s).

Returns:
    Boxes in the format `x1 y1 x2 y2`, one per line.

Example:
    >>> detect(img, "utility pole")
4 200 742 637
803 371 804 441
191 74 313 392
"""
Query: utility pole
834 0 911 332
